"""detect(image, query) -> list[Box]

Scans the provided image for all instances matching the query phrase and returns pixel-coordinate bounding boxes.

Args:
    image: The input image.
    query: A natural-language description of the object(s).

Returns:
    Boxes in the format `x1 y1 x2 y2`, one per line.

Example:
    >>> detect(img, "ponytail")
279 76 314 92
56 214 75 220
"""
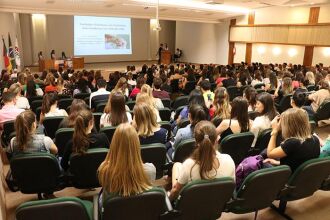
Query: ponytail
191 121 217 180
15 111 36 151
72 109 93 154
41 92 58 115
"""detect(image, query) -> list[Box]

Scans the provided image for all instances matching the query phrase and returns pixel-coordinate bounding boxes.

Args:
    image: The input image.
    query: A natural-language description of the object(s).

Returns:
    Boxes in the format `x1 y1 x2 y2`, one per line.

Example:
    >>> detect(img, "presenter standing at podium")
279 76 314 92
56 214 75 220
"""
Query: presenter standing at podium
38 51 43 61
157 43 163 64
50 50 56 60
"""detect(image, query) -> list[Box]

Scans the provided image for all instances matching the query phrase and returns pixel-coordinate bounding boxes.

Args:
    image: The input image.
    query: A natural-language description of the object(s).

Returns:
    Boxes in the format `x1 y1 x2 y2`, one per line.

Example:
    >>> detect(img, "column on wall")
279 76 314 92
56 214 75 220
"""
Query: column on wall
245 11 254 64
149 19 160 61
31 14 47 64
228 19 236 65
303 7 320 66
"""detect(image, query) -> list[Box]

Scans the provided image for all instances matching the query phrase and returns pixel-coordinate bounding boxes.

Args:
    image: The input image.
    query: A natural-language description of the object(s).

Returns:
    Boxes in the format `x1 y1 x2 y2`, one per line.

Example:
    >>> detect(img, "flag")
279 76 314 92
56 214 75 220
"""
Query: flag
2 36 11 70
8 33 16 70
14 36 21 70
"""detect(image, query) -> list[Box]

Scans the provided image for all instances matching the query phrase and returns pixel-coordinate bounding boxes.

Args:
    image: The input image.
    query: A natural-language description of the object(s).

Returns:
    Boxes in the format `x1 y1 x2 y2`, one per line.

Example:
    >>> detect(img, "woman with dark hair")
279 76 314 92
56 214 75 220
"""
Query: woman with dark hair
251 70 263 87
73 78 91 96
44 75 58 93
129 76 145 98
40 92 68 123
61 109 109 171
25 78 43 98
0 73 13 94
266 72 278 92
251 92 277 146
243 86 258 111
100 92 132 127
169 120 235 201
216 97 252 142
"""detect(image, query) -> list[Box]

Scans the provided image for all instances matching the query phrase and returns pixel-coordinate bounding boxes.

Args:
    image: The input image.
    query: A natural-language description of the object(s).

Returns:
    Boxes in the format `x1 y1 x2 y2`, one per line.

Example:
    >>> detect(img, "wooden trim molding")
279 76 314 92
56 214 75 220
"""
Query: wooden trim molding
231 22 330 27
228 19 236 65
303 46 314 66
248 12 255 25
309 7 320 24
245 43 252 64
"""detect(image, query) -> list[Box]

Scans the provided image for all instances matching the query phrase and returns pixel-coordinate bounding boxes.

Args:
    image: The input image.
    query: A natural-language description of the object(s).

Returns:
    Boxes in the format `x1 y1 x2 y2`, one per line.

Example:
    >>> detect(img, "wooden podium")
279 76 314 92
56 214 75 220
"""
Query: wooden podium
39 57 84 71
161 51 171 65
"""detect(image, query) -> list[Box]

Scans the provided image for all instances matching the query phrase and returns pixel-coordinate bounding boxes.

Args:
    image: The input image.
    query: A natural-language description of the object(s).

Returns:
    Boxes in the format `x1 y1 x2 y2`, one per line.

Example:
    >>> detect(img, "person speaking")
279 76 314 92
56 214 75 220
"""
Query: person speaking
50 50 56 60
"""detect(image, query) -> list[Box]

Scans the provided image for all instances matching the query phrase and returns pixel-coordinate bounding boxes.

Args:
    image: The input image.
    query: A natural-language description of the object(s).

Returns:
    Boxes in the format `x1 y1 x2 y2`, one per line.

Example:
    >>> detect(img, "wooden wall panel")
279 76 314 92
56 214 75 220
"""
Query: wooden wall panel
304 7 320 66
248 12 255 25
228 19 236 65
309 7 320 24
245 43 252 64
303 46 314 66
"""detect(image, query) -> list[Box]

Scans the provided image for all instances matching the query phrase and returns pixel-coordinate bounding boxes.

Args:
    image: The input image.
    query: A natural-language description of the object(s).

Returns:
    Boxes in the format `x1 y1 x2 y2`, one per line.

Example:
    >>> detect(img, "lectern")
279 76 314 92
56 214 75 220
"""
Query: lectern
161 51 171 65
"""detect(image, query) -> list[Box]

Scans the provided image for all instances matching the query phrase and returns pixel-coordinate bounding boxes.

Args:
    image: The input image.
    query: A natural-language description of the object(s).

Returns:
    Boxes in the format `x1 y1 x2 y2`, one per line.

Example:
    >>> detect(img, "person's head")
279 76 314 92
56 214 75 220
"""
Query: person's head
153 77 162 90
282 77 293 95
160 43 163 47
97 78 107 89
51 49 55 54
305 72 315 84
114 77 128 92
254 70 262 81
243 87 257 110
280 108 311 140
319 79 330 92
2 91 16 105
26 79 37 98
191 120 218 179
77 78 89 93
136 76 145 89
256 93 277 120
104 92 128 126
67 99 89 127
73 109 94 154
136 92 155 108
41 92 58 114
8 83 22 97
17 73 27 85
291 90 306 108
98 123 150 196
200 80 211 92
133 102 159 137
188 104 208 127
230 97 249 132
213 87 231 119
48 75 56 86
15 110 37 151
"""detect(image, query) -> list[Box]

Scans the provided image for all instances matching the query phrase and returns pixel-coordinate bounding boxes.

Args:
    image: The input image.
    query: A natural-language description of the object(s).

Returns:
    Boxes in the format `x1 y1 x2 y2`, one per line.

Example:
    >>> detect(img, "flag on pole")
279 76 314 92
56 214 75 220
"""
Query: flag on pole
2 36 11 70
14 36 21 70
8 33 16 70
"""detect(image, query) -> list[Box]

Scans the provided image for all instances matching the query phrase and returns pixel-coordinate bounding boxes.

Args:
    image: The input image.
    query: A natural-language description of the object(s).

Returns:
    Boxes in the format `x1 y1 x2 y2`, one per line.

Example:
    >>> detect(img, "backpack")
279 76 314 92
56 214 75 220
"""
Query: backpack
235 155 264 189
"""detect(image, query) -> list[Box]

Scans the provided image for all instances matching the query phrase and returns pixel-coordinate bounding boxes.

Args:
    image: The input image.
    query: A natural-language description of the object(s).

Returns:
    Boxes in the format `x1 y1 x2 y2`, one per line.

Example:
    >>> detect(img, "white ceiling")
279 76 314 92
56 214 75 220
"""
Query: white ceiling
0 0 329 23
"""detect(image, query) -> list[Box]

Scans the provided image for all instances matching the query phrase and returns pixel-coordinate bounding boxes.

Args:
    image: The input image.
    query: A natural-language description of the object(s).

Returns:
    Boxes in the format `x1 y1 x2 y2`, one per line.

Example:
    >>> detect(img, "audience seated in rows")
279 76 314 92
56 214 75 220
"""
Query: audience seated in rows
0 92 24 130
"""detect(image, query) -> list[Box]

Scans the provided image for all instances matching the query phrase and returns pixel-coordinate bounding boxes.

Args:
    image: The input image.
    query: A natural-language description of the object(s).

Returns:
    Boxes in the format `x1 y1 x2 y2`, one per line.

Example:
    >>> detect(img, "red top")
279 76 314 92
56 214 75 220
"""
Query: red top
45 85 58 93
130 87 141 98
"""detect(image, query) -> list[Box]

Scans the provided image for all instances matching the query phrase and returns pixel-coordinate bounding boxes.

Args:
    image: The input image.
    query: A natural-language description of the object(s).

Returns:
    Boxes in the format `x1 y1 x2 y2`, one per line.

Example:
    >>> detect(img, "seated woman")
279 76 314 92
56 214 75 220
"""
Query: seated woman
169 104 208 157
129 76 145 98
216 97 253 143
210 87 231 120
9 110 58 156
136 93 161 122
8 83 30 109
264 108 320 172
40 92 68 123
305 80 330 115
59 99 89 128
169 120 235 201
274 77 293 104
98 123 156 205
73 78 91 96
139 84 164 109
100 92 132 128
44 75 58 93
132 102 167 145
250 93 277 147
61 109 109 171
113 77 129 97
25 78 43 98
243 86 258 112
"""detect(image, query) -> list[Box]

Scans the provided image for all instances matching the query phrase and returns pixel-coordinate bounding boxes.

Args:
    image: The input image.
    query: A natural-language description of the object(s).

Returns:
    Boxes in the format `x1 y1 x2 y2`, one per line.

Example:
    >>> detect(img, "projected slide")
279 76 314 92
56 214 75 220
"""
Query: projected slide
74 16 132 56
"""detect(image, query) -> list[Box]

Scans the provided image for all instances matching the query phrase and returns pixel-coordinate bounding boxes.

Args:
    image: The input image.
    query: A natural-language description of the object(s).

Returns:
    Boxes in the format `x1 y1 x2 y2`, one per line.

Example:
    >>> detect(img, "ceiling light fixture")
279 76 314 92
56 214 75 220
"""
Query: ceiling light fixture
153 0 161 31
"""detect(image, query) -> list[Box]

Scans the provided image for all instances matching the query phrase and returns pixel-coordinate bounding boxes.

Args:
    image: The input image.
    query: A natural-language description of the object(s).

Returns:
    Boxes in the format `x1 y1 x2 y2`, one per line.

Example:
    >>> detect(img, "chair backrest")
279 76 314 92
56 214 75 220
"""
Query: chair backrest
31 100 43 114
172 96 189 110
28 96 43 104
126 100 136 110
248 111 260 120
141 143 167 179
10 153 61 194
54 128 74 157
283 157 330 201
254 128 272 153
183 81 196 95
73 93 91 100
159 108 171 121
58 94 71 99
58 98 73 110
100 126 117 144
161 98 171 108
174 105 187 120
70 148 108 189
232 166 291 213
102 187 167 220
93 112 102 131
170 79 180 93
220 132 255 165
91 94 109 109
173 138 196 163
278 94 292 113
36 107 42 122
159 121 172 141
175 178 235 220
177 118 190 129
254 83 265 89
314 99 330 122
1 120 15 147
226 86 239 101
307 85 315 91
16 197 93 220
43 116 66 139
95 102 107 113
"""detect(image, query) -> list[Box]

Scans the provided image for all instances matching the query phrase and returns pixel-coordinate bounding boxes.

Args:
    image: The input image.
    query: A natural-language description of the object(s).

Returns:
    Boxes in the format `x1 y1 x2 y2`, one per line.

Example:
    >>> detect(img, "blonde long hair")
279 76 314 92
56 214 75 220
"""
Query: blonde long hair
133 102 159 137
213 87 231 119
138 84 158 108
280 108 311 140
98 123 151 196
